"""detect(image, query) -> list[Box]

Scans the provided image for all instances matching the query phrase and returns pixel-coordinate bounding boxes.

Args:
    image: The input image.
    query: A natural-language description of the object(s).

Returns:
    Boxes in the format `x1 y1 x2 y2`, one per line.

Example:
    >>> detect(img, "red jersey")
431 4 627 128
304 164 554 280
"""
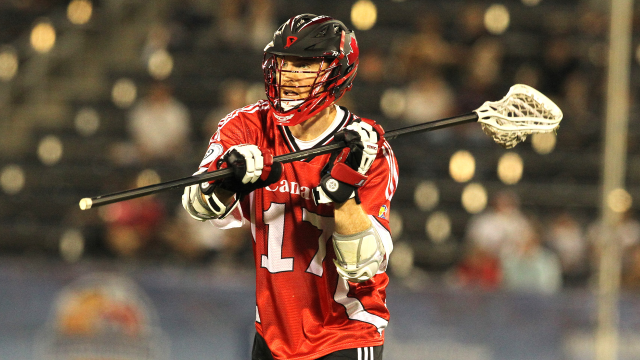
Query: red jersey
197 100 399 360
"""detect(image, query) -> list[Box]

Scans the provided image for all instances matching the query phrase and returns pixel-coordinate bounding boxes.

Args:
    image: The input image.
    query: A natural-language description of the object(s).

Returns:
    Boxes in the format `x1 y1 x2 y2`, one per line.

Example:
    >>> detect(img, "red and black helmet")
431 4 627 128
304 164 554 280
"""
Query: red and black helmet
263 14 359 126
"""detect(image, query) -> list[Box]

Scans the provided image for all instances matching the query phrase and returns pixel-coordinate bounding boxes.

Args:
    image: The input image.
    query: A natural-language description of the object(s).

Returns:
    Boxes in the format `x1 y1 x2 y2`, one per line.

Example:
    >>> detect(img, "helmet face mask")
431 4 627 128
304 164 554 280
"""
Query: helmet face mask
263 14 359 126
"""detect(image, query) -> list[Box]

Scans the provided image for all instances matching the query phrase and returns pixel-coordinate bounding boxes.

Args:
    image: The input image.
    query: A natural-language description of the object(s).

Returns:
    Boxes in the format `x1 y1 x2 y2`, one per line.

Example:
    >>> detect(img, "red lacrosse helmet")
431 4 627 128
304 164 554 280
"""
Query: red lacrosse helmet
263 14 359 126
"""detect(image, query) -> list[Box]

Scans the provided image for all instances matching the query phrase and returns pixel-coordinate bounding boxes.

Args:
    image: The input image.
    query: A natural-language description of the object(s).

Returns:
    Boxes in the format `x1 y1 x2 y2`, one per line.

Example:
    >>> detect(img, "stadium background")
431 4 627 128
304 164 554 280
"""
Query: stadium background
0 0 639 359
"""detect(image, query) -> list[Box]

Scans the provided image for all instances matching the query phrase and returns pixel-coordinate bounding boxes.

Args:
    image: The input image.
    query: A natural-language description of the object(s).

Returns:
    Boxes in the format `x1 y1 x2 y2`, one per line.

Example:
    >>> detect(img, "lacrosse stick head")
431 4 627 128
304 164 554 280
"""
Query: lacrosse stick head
474 84 563 149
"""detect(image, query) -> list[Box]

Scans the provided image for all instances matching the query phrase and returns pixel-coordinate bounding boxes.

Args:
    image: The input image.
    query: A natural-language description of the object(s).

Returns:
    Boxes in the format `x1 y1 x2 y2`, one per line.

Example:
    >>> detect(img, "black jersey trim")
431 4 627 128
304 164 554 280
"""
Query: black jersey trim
277 106 353 162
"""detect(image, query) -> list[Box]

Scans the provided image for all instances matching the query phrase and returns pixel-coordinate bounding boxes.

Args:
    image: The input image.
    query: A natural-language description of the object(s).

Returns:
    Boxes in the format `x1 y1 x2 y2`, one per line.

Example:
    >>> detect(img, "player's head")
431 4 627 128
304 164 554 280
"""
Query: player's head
263 14 359 126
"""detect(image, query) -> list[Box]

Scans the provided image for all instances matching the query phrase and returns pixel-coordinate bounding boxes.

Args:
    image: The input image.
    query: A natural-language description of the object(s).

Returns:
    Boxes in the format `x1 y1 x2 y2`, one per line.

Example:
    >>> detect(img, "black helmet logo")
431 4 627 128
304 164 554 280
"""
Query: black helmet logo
285 36 298 49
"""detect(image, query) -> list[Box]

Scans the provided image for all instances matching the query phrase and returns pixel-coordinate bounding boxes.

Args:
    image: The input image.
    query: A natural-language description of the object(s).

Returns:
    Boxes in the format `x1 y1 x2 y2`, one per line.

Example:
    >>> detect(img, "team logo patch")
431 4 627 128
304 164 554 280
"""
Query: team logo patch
285 36 298 49
199 143 223 167
378 205 389 219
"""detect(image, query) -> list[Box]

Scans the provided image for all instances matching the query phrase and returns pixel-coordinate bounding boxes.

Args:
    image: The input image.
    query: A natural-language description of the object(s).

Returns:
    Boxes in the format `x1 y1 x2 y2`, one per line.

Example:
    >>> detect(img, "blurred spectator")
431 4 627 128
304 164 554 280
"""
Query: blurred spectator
453 243 502 290
622 244 640 289
401 67 456 144
588 210 640 288
539 37 580 97
216 0 275 50
101 195 166 259
545 212 590 287
396 13 461 79
127 82 191 164
163 205 252 267
465 190 533 259
203 79 248 137
501 219 563 294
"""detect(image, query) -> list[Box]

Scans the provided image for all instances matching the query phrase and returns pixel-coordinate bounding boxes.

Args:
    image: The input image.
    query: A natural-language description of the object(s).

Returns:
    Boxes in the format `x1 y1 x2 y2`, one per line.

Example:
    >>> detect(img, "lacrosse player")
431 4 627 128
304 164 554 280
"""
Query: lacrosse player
183 14 398 360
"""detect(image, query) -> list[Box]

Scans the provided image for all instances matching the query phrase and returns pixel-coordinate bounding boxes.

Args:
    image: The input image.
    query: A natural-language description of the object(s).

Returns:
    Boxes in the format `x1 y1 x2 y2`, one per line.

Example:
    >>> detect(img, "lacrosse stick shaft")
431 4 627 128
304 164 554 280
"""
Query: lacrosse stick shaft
79 112 479 210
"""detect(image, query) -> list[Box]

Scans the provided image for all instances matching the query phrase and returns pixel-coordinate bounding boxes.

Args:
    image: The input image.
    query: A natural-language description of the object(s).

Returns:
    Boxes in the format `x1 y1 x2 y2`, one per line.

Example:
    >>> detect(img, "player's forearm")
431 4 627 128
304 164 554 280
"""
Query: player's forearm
333 199 371 235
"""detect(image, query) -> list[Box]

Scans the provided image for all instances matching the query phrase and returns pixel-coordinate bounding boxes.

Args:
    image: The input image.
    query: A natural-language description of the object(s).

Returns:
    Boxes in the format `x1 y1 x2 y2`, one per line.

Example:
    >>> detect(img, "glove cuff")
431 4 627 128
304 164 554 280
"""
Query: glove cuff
314 174 356 204
330 162 367 187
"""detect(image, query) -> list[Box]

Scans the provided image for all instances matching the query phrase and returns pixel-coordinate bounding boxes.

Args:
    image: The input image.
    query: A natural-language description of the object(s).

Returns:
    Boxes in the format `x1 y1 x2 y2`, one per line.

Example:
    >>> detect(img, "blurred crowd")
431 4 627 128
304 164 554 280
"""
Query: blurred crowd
1 0 639 294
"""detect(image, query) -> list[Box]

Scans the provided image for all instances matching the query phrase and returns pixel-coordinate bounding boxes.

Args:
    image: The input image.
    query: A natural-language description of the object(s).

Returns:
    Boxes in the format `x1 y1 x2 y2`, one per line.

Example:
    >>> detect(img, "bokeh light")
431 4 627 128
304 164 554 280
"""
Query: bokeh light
74 107 100 137
497 152 523 185
112 78 137 108
449 150 475 183
0 165 25 195
30 20 56 53
484 4 510 35
522 0 542 6
461 183 488 214
426 211 451 243
531 132 556 154
59 229 84 263
389 242 414 278
414 181 439 211
148 49 174 80
136 169 161 188
38 135 63 166
390 211 403 239
607 188 632 213
0 46 19 81
351 0 377 31
67 0 93 25
380 88 406 119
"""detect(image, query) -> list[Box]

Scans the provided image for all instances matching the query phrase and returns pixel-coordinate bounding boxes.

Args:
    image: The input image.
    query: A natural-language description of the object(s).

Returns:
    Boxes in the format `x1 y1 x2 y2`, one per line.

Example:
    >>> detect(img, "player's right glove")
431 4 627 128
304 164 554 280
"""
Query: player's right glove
313 121 382 205
182 144 282 221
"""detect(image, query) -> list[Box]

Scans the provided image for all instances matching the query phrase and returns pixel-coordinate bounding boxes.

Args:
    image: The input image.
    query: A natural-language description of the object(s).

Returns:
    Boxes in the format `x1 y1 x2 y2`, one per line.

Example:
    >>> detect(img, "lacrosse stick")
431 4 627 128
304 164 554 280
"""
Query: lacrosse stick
79 84 562 210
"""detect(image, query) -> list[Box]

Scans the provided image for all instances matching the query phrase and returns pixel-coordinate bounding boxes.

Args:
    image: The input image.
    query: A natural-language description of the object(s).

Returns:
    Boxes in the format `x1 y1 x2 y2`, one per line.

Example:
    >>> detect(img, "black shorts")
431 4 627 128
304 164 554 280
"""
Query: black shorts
252 332 384 360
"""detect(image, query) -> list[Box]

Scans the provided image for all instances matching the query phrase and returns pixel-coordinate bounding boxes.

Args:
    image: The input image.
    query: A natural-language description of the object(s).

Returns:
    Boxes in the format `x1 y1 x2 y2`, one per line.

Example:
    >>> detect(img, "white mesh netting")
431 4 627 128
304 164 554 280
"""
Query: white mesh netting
475 85 562 149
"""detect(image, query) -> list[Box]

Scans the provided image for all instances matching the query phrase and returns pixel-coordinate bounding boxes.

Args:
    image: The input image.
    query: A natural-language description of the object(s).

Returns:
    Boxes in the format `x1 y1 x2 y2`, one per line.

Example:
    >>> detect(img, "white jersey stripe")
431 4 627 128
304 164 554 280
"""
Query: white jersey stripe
370 347 374 359
334 276 388 334
369 215 393 273
357 347 362 360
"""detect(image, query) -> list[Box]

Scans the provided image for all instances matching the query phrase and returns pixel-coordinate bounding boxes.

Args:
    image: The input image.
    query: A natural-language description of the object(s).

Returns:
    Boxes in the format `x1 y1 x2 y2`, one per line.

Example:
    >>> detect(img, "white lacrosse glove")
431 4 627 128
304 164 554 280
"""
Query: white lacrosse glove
333 226 386 282
313 121 382 205
182 183 236 221
182 144 283 221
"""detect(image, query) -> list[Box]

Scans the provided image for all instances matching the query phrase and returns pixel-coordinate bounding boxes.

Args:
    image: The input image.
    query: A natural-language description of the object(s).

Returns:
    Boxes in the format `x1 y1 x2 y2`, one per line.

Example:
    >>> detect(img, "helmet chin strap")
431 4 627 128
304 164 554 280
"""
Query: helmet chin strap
280 99 304 111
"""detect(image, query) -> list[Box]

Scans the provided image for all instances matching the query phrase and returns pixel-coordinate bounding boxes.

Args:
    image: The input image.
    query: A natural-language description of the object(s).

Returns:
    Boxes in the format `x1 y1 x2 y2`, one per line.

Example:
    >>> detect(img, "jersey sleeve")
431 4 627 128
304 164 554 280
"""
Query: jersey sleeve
357 138 399 264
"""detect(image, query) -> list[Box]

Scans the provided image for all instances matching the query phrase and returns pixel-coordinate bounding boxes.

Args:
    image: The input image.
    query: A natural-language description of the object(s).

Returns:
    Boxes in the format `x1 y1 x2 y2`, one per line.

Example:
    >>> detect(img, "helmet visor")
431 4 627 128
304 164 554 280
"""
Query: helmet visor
263 55 340 113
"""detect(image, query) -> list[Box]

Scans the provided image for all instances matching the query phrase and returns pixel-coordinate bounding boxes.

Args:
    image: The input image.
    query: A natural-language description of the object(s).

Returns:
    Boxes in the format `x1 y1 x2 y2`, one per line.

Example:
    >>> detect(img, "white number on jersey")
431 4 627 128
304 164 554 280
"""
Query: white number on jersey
260 203 334 275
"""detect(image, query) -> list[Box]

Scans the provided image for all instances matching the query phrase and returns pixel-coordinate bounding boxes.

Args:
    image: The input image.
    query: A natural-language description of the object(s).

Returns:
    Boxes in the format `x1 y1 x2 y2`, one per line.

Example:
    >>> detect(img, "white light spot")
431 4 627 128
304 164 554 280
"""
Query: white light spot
74 107 100 137
484 4 510 35
38 135 63 166
426 211 451 243
148 49 174 80
0 165 25 195
414 181 439 211
449 150 475 183
112 78 137 108
497 152 523 185
461 183 488 214
67 0 93 25
531 132 556 154
351 0 377 31
60 229 85 262
0 46 19 81
31 20 56 53
380 88 406 119
607 188 632 213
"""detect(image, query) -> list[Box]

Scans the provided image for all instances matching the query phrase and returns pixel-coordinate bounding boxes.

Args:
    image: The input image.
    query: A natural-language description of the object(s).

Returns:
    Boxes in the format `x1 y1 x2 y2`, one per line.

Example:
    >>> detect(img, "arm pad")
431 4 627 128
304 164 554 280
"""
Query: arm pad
332 225 386 283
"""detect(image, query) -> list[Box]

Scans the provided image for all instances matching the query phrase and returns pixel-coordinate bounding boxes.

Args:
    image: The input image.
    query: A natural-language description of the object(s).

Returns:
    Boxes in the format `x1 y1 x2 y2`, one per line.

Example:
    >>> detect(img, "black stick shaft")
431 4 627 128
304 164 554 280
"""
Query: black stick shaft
79 112 478 210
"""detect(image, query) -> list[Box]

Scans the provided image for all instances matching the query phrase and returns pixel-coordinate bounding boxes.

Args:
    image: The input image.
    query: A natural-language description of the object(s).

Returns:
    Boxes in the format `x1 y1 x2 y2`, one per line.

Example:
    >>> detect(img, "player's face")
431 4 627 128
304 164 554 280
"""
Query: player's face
277 56 330 100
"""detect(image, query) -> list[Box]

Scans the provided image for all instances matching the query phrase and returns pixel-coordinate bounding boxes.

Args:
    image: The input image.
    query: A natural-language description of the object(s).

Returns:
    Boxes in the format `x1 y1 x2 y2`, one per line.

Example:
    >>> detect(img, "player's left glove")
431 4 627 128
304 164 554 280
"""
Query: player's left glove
313 121 382 205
